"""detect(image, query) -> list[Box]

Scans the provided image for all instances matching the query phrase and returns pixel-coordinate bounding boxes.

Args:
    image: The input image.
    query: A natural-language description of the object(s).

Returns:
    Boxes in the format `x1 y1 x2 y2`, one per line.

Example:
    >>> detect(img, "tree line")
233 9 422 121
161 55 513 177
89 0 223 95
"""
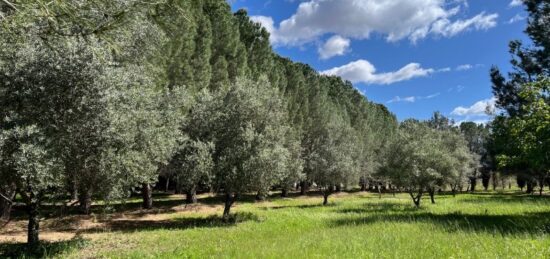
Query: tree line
0 0 547 247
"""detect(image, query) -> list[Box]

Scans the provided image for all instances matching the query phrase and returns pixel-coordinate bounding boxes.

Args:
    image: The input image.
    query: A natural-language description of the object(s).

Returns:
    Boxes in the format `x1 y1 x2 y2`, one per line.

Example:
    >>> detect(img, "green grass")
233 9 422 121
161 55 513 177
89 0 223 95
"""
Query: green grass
3 191 550 258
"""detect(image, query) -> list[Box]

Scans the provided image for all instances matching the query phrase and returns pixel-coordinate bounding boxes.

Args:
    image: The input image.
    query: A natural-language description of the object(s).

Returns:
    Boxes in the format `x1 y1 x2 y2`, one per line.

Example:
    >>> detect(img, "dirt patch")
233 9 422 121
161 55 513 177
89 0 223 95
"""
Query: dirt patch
0 196 225 244
0 192 366 244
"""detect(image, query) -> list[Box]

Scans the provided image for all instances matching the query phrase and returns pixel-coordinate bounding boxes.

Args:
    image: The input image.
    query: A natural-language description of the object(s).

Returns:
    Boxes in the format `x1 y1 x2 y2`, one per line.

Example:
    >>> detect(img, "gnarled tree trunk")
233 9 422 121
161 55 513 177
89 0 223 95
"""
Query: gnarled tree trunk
186 187 197 204
323 193 329 205
428 188 436 204
27 199 40 246
360 183 367 192
526 181 535 194
300 181 308 195
70 179 78 201
223 192 238 221
469 177 477 192
255 190 267 201
322 188 332 205
22 190 42 247
409 189 423 207
281 187 288 197
78 188 92 215
142 183 153 209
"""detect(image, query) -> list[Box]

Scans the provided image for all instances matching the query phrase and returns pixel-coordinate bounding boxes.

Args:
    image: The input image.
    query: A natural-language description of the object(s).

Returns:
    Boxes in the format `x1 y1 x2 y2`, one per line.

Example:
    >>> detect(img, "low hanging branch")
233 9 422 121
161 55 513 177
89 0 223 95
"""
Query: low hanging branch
0 192 13 205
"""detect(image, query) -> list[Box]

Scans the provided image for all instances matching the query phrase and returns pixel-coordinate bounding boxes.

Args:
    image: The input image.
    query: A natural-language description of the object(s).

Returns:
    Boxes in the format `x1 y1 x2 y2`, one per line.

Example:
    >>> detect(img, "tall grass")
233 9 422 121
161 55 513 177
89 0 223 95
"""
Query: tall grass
3 192 550 258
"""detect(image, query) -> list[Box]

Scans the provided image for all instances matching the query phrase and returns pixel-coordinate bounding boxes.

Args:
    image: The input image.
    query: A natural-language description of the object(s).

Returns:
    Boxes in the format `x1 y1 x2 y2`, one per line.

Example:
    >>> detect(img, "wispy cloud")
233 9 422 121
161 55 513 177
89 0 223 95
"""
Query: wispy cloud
509 0 523 7
450 85 466 92
456 64 473 71
387 96 416 104
507 14 526 24
387 92 440 104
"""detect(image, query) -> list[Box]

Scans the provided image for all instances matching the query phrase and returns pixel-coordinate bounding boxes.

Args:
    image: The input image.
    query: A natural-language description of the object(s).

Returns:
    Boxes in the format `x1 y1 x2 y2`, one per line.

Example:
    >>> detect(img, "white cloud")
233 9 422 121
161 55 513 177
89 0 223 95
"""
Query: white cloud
424 93 441 99
250 16 279 42
318 35 351 60
387 92 440 104
388 96 416 104
252 0 498 46
509 0 523 7
454 118 491 126
438 67 452 72
456 64 473 71
451 97 496 116
321 60 434 85
507 14 526 24
429 12 498 38
447 85 465 92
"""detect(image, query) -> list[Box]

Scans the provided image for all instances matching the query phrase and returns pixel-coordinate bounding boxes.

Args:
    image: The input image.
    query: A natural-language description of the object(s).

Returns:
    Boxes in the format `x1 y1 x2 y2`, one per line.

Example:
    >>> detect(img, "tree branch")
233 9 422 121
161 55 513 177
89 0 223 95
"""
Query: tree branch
0 192 13 204
2 0 17 11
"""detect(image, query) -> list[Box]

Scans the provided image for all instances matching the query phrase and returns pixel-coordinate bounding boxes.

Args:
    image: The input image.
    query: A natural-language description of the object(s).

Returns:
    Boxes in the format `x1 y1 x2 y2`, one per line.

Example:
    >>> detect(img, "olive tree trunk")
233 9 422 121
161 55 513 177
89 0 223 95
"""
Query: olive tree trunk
27 199 40 246
186 187 197 204
526 181 535 194
22 190 42 247
299 181 308 195
70 179 78 201
409 189 423 208
428 188 436 204
78 188 92 215
281 188 288 197
142 183 153 209
322 188 332 205
255 190 267 201
469 176 477 192
538 175 546 196
223 192 238 221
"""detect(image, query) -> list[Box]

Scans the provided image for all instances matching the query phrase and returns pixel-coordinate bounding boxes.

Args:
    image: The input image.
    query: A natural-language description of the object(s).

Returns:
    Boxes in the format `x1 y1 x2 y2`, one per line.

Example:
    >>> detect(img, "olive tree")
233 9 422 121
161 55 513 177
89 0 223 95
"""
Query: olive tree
190 77 298 219
381 120 448 207
168 139 214 204
0 126 63 246
441 129 479 196
306 106 360 205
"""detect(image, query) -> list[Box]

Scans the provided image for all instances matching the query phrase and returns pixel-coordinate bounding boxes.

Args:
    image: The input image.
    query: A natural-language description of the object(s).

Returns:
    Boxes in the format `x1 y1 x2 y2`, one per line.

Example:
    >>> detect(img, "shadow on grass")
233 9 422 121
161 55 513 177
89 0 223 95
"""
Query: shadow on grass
0 237 87 258
336 203 420 214
460 193 550 204
80 212 261 234
331 203 550 235
260 203 337 211
8 192 186 220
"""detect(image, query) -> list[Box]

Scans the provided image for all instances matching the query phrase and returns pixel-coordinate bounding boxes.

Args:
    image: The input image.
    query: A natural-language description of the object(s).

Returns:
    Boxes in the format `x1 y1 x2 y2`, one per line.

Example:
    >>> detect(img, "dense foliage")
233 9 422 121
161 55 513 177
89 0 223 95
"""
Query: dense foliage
2 0 546 248
489 0 549 194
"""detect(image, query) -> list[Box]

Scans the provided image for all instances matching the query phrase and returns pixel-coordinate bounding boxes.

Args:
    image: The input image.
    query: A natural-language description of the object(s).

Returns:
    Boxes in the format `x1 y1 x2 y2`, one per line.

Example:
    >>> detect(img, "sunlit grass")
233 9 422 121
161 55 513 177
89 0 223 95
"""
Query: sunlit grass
3 191 550 258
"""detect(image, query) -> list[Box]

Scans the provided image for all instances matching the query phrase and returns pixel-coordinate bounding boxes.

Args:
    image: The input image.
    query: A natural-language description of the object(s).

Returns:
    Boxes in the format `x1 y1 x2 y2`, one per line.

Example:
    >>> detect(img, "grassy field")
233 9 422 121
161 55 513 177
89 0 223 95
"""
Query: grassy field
1 191 550 258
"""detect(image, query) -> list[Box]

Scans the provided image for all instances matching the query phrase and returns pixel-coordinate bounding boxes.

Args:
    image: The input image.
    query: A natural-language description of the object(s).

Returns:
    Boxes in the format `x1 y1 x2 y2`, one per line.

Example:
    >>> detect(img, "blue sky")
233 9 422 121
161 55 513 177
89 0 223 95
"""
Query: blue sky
228 0 530 123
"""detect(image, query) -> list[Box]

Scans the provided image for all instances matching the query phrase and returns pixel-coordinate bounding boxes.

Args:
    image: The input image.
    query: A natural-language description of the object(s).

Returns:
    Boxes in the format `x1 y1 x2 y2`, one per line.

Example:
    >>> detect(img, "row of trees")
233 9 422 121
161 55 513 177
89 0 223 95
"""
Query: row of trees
2 0 545 247
0 0 399 246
